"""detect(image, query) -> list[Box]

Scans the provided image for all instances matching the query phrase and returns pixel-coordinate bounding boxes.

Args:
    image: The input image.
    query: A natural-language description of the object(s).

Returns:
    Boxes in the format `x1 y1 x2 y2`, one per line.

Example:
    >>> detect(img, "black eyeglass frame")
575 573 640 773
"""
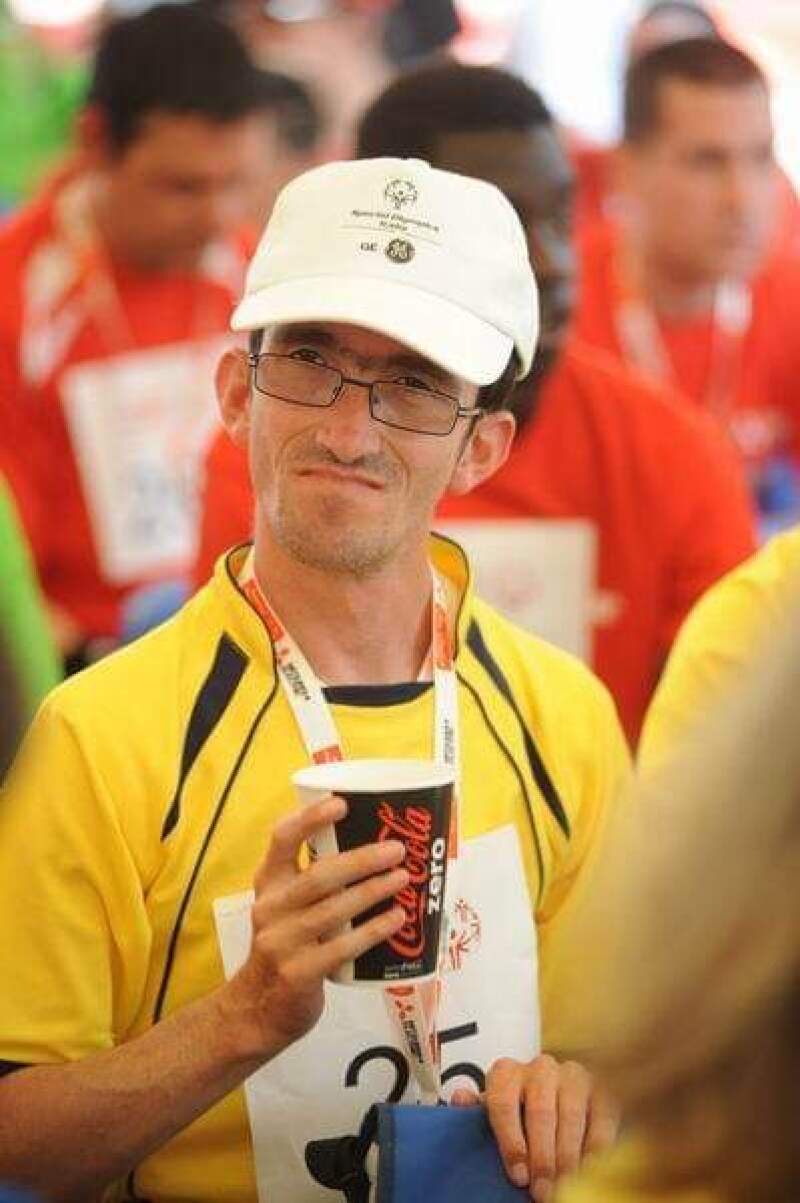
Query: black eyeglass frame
247 351 486 437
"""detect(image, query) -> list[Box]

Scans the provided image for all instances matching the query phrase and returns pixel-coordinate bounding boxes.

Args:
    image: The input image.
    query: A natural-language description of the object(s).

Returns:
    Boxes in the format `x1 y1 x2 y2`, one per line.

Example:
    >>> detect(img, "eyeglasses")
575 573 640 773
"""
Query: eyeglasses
248 351 485 437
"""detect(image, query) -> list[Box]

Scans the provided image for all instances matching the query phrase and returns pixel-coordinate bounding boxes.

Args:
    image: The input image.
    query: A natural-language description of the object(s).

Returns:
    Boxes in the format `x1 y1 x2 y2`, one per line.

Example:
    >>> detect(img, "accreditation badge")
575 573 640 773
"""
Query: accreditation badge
214 824 539 1203
61 336 229 584
437 519 597 661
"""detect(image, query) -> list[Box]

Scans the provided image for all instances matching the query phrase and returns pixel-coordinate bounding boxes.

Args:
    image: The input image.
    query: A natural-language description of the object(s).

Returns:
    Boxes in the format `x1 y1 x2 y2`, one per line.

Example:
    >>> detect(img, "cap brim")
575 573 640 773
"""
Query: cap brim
230 275 514 387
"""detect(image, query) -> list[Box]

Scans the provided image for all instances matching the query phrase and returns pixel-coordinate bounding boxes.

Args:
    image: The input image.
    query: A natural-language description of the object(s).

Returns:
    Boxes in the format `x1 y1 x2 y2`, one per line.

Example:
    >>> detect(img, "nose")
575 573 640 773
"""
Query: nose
313 378 383 462
194 187 242 242
721 160 768 226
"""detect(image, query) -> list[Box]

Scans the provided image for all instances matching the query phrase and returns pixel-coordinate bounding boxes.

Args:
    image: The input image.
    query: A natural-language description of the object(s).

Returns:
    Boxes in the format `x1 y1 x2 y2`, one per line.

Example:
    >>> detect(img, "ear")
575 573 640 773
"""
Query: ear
448 410 516 495
216 347 251 449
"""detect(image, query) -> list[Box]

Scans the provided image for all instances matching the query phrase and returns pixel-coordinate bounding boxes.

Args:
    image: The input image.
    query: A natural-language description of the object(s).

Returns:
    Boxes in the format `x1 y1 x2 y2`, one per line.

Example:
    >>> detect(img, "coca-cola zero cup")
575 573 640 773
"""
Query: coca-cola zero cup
292 758 454 985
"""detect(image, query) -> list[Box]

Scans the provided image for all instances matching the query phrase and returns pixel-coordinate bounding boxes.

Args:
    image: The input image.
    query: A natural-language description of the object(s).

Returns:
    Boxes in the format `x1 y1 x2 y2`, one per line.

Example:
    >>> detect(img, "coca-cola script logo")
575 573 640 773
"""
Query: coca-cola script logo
377 803 446 959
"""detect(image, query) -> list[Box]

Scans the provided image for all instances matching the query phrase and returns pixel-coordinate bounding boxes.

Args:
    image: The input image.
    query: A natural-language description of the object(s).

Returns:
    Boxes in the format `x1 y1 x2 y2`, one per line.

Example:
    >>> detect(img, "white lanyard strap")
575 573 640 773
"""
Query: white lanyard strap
613 240 751 422
240 553 461 1102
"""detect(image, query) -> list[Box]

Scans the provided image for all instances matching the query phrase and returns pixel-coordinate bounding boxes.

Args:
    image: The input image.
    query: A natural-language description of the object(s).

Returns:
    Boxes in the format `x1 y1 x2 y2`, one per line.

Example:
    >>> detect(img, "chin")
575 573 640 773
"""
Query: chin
275 511 399 578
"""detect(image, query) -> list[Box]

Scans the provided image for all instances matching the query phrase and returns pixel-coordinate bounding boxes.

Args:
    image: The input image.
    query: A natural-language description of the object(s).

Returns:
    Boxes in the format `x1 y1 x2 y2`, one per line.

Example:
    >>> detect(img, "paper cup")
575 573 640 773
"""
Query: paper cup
292 758 454 985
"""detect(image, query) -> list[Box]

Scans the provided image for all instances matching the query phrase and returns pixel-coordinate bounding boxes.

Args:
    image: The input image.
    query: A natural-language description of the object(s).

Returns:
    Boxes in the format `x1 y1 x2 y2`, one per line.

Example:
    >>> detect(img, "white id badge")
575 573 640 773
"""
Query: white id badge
62 337 229 584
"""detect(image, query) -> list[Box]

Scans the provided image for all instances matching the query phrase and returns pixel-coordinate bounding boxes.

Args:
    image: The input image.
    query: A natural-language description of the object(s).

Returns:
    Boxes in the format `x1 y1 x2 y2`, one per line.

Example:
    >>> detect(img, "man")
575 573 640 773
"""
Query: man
0 158 626 1202
575 36 800 503
0 3 267 669
571 0 722 229
198 63 754 743
639 524 800 774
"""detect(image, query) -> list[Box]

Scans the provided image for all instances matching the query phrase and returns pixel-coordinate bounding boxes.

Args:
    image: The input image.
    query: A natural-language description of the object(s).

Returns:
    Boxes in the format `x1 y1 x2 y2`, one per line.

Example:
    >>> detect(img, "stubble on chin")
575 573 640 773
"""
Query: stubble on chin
270 494 401 579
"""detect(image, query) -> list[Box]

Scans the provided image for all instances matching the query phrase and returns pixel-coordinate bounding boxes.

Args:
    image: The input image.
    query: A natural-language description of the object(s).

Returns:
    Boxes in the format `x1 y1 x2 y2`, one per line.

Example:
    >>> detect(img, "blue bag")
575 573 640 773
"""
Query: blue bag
306 1103 528 1202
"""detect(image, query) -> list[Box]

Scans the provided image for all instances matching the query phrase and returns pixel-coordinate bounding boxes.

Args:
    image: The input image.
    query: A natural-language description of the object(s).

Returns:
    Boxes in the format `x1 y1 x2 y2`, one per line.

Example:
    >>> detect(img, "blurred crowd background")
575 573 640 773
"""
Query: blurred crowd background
2 0 800 755
2 7 800 1201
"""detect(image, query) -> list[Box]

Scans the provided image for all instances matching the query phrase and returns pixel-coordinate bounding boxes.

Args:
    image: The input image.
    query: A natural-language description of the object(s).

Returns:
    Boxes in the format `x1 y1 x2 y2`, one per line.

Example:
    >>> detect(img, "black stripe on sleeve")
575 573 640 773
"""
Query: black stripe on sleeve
466 619 571 839
457 671 545 905
0 1060 30 1077
161 634 249 840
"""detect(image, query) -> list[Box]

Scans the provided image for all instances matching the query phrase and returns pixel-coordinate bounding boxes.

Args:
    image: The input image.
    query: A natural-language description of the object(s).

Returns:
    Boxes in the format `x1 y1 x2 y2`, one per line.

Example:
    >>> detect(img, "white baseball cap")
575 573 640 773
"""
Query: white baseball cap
231 157 538 386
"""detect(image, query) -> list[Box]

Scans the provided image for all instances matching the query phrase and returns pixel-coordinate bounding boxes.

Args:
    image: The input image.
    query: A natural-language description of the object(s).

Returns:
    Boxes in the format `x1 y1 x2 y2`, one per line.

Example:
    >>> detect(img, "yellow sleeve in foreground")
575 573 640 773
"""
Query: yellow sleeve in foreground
640 528 800 775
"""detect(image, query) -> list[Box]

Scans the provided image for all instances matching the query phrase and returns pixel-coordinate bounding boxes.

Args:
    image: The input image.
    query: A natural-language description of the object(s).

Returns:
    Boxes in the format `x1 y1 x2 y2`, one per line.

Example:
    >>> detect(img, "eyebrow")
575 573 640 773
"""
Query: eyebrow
269 323 458 389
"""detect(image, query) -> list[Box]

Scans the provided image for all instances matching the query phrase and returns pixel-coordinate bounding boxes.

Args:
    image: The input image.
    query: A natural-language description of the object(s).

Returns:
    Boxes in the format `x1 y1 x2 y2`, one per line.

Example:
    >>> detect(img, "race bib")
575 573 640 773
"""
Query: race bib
436 519 597 661
214 825 539 1203
62 337 228 584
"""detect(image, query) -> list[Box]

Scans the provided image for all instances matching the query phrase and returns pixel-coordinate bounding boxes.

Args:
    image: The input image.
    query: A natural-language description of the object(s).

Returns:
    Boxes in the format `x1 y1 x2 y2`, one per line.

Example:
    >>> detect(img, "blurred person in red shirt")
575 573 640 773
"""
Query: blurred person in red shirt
572 1 722 230
0 3 271 670
572 1 800 261
196 63 756 743
574 37 800 513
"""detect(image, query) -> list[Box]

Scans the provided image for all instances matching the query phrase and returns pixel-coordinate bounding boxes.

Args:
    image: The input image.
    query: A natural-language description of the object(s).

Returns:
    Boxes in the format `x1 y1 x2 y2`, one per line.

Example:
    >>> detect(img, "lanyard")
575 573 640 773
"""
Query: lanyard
51 173 225 356
612 237 752 423
240 552 461 1102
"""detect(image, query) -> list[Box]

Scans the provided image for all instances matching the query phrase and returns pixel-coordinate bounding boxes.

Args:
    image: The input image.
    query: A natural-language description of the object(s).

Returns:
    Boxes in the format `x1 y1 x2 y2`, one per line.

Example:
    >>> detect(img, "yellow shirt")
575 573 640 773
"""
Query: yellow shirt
0 535 629 1203
640 525 800 773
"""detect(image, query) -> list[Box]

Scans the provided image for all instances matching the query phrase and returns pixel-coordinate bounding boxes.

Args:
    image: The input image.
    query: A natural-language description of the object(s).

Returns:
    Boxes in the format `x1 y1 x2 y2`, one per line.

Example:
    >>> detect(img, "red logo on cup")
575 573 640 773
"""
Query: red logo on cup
378 804 447 960
378 803 428 958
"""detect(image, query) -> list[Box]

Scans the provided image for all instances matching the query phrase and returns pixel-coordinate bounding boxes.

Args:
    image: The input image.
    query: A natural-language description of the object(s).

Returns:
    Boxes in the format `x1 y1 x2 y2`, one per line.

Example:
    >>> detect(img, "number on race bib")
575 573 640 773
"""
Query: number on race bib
343 1022 484 1102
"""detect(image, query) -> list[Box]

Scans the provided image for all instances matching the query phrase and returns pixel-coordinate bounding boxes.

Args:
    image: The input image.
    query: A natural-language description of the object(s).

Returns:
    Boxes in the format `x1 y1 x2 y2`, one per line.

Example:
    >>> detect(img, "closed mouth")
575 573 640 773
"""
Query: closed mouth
296 465 386 490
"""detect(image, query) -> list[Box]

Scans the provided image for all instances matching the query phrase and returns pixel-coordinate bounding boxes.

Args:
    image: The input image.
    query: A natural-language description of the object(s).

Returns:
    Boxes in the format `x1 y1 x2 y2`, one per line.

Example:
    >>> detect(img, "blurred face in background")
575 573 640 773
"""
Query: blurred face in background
95 111 267 271
430 125 576 370
621 79 778 285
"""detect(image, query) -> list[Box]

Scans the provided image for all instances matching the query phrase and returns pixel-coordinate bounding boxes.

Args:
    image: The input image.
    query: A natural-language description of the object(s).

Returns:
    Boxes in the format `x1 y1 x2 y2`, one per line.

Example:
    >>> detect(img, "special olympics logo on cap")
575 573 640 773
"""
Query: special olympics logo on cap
384 178 418 209
385 238 415 265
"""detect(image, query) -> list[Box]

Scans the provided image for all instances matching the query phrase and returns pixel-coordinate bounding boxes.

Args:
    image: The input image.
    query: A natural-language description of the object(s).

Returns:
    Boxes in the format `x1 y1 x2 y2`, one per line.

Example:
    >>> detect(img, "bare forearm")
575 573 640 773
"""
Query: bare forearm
0 982 269 1202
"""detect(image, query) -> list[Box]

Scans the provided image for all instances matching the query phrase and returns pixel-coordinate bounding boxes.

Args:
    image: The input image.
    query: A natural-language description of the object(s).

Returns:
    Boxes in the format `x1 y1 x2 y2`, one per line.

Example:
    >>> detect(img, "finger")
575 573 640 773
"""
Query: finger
254 795 347 890
583 1082 620 1158
282 838 406 909
554 1061 591 1176
295 865 411 943
312 900 408 980
254 864 410 960
520 1054 559 1192
449 1088 481 1107
485 1058 529 1190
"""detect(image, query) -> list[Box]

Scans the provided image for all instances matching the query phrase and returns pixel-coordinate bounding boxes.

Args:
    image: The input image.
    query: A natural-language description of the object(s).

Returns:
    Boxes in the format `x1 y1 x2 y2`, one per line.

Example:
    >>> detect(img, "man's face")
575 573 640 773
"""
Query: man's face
101 111 267 271
623 79 778 283
430 125 577 365
241 321 487 576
